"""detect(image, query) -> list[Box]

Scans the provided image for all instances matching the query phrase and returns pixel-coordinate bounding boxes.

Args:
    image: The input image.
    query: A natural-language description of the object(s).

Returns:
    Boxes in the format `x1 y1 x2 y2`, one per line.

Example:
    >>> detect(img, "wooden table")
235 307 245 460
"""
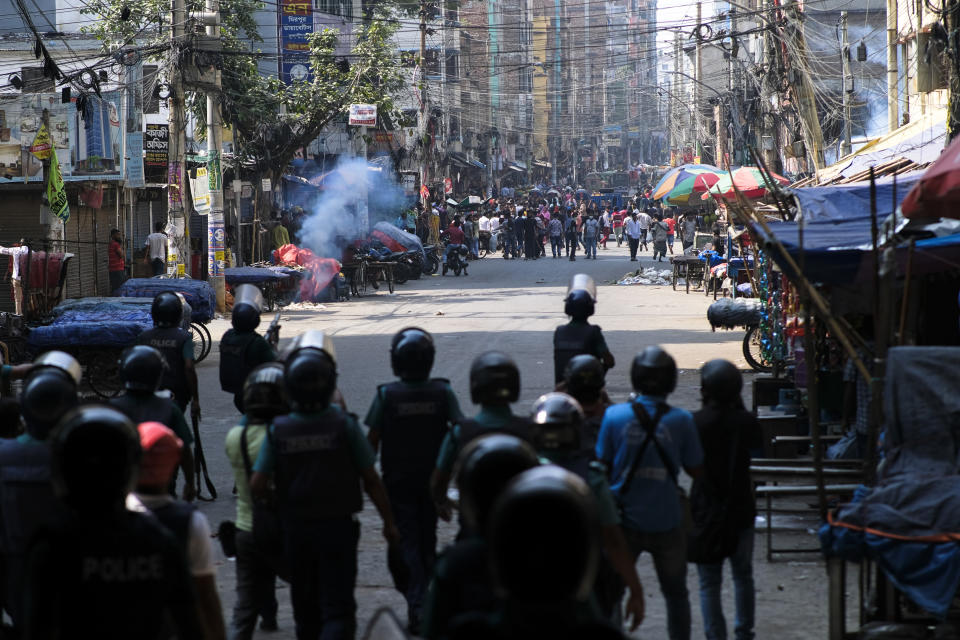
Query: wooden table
670 255 705 293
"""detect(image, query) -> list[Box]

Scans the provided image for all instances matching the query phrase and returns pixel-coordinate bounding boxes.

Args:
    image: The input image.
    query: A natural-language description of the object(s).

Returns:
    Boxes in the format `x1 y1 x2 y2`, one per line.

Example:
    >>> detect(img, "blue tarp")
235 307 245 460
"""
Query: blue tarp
29 297 154 349
790 173 923 223
114 278 216 322
223 266 299 285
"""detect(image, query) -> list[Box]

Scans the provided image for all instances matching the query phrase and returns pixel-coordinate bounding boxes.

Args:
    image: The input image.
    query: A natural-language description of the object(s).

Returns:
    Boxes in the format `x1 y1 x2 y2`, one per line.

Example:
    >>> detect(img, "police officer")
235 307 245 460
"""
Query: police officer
109 345 196 501
553 274 615 385
529 393 644 630
21 405 203 640
249 331 399 640
595 346 704 640
225 363 286 638
220 284 277 413
0 351 79 628
430 351 531 523
562 354 610 450
365 327 463 633
137 291 200 420
421 434 540 639
465 466 626 640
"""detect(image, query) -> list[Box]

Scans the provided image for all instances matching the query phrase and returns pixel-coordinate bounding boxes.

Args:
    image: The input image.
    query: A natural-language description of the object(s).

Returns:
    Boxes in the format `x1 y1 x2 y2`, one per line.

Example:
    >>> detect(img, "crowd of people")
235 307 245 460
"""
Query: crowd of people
397 188 727 266
0 273 759 640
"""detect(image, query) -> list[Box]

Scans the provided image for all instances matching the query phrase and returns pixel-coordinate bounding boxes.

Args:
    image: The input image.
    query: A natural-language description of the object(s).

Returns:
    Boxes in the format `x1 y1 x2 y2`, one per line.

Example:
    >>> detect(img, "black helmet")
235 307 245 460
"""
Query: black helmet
232 284 264 332
630 345 677 396
700 358 743 403
21 368 78 441
151 291 183 328
469 351 520 405
50 405 141 515
242 362 289 420
530 392 584 452
563 355 605 404
456 434 540 535
390 327 435 382
489 466 600 603
284 350 337 412
564 274 596 321
119 345 165 392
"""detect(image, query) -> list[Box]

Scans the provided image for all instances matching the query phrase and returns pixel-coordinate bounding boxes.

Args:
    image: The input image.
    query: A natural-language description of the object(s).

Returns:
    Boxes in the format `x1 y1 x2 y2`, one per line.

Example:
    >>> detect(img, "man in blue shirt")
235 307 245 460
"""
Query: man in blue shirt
596 346 703 640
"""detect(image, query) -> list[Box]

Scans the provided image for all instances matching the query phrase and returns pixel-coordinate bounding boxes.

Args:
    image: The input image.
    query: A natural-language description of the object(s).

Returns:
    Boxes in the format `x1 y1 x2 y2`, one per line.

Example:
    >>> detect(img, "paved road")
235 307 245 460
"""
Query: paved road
193 241 842 638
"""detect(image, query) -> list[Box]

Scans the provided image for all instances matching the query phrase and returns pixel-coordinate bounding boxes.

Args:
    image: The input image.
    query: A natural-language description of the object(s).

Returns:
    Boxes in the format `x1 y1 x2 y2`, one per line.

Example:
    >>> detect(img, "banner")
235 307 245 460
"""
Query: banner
47 146 69 222
444 177 452 194
125 132 145 188
207 150 221 191
191 166 211 214
30 124 52 160
348 104 377 126
144 124 169 184
420 184 430 200
280 0 313 84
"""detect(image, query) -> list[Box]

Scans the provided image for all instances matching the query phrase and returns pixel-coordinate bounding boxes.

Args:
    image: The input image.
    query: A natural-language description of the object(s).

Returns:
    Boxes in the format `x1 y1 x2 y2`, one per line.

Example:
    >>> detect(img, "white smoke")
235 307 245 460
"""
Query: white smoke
297 157 410 259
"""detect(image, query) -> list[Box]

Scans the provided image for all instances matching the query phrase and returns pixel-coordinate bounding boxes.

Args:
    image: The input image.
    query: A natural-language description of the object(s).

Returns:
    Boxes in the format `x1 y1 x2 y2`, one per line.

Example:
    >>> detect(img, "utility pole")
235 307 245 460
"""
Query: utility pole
695 1 703 162
785 0 826 172
205 0 225 312
715 102 727 168
167 0 188 278
886 0 898 132
418 0 429 206
674 33 681 164
840 12 853 156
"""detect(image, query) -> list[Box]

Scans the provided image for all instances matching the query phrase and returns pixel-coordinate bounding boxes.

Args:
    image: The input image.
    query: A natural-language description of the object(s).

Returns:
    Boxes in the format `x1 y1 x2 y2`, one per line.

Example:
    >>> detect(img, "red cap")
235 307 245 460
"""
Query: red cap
137 422 182 488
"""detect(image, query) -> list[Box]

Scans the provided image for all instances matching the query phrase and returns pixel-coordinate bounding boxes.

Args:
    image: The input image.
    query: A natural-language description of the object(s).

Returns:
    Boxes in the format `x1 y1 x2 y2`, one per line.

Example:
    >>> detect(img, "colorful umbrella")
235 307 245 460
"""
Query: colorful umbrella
652 164 722 204
691 173 722 193
702 166 789 201
901 134 960 219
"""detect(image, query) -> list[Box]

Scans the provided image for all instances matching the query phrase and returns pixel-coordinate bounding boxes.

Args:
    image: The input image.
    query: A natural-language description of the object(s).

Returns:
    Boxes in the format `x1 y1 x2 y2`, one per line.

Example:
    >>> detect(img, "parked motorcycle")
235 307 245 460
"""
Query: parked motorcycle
442 243 469 277
421 244 441 275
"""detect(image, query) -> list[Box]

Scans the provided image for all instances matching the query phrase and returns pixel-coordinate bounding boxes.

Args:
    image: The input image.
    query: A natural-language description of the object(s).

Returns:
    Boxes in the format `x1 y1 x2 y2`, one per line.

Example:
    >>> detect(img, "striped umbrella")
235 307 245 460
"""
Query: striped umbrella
652 164 723 205
702 166 790 201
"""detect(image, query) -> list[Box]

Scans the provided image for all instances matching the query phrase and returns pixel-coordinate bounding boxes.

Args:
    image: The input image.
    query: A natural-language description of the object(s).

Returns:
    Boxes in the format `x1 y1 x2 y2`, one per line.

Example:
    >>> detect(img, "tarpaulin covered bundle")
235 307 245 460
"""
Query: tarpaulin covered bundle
114 278 216 322
28 297 153 349
224 266 300 286
15 251 70 292
820 347 960 618
707 298 762 330
370 222 425 258
273 244 341 302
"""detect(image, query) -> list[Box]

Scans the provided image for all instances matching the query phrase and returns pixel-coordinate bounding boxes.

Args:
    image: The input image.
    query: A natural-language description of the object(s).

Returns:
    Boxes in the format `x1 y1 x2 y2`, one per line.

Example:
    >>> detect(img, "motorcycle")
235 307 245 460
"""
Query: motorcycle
421 244 441 275
442 243 469 277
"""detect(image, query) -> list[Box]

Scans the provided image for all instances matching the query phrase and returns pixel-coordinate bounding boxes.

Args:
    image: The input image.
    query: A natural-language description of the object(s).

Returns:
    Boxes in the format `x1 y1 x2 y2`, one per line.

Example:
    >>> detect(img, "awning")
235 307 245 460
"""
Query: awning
791 172 924 223
533 160 552 168
507 161 527 172
819 107 947 183
449 152 486 170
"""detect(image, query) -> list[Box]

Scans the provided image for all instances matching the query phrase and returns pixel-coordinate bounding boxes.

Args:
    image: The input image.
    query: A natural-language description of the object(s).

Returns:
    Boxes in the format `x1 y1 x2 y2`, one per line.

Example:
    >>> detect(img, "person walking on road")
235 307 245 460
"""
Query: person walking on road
596 346 704 640
144 221 168 277
681 214 698 252
625 212 642 262
691 360 762 640
637 207 651 253
652 215 670 262
462 215 478 260
564 213 579 261
665 213 677 255
583 215 599 260
548 214 564 258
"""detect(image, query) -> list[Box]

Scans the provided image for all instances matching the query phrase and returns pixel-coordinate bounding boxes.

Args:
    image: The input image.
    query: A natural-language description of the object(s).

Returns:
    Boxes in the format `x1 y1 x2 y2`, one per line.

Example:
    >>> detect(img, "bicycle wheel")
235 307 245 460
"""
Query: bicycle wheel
355 262 368 296
743 325 773 373
87 351 123 399
192 322 212 361
387 267 395 294
189 324 208 363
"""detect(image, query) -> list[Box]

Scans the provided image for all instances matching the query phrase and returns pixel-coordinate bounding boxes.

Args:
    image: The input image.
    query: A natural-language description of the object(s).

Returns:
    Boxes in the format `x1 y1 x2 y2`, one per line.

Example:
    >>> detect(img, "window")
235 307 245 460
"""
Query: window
446 53 459 81
314 0 352 19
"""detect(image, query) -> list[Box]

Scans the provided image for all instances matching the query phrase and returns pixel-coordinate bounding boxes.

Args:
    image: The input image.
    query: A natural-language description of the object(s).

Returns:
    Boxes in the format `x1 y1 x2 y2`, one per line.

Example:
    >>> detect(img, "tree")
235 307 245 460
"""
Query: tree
80 0 405 186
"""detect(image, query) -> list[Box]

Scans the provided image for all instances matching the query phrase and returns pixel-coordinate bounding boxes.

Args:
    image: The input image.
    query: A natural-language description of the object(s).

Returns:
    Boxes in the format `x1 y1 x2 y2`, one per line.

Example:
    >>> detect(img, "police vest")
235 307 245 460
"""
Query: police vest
377 379 450 482
148 500 197 558
458 416 532 451
218 329 260 394
553 323 603 384
272 413 363 521
109 393 179 430
137 327 190 404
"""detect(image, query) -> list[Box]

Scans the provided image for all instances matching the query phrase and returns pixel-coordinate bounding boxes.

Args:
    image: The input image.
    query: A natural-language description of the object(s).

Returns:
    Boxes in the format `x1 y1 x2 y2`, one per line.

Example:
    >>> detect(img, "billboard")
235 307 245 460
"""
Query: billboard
280 0 314 84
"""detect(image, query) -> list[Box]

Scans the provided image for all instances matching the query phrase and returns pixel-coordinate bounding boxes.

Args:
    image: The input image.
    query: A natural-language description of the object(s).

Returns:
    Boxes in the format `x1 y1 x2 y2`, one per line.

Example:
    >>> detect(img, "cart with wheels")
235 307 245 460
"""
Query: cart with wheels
224 266 302 311
670 255 706 293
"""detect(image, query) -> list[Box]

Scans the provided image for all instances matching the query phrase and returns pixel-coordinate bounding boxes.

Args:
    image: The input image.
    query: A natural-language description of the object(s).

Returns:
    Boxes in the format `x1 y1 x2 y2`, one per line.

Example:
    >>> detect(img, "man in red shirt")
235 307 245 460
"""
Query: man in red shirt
108 228 126 293
441 218 465 276
664 214 677 254
611 210 625 247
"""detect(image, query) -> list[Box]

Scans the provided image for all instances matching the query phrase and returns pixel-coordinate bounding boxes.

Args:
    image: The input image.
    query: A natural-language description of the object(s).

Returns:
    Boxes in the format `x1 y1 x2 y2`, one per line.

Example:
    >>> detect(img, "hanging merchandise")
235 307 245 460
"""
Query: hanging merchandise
757 249 786 369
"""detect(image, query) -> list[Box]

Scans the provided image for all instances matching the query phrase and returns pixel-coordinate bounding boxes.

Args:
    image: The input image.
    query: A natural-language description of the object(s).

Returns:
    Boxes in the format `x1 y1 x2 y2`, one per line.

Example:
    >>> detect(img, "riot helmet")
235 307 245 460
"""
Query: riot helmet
700 358 743 405
564 274 596 320
50 406 141 515
21 353 80 441
390 327 435 382
630 345 678 396
242 362 289 420
231 284 264 332
488 466 600 603
118 345 165 392
151 291 184 328
284 348 337 412
529 392 584 452
282 329 337 363
469 351 520 405
563 354 605 404
456 434 540 535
